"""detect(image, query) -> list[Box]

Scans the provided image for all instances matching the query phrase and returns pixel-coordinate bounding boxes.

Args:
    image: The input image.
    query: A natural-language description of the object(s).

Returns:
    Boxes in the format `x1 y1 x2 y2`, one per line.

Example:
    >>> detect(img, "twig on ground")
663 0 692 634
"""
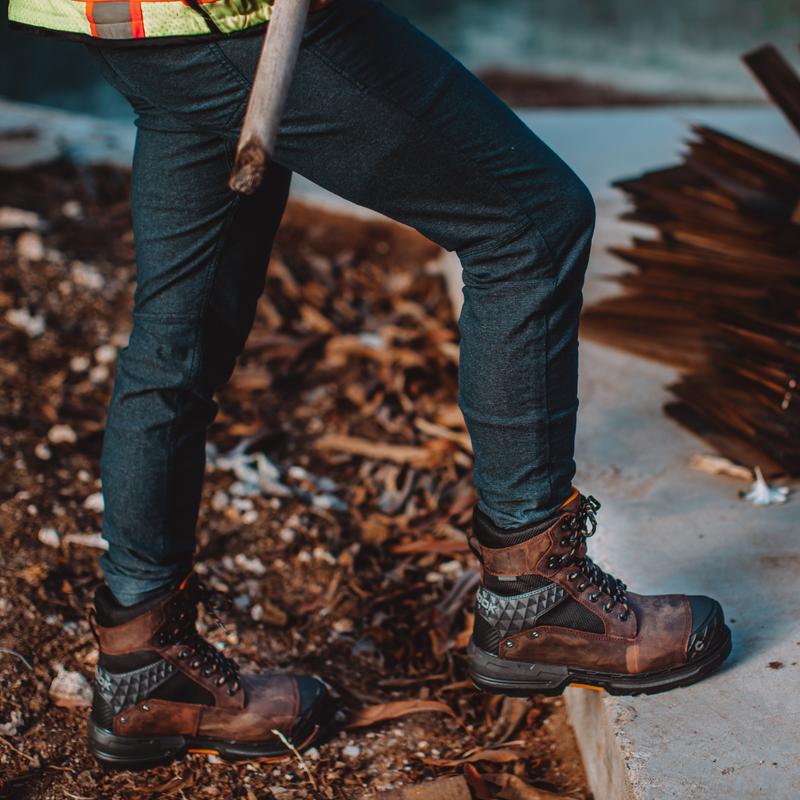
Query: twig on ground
0 647 33 670
270 728 319 793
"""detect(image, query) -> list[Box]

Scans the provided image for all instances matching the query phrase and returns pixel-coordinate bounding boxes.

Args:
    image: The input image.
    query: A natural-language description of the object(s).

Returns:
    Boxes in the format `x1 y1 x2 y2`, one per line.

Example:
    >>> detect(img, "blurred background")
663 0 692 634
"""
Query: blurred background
2 0 800 116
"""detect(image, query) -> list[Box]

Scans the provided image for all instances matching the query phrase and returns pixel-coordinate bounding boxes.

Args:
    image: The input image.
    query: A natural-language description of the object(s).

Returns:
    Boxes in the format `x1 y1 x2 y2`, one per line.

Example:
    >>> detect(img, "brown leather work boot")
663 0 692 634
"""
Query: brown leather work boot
468 490 731 695
88 575 336 769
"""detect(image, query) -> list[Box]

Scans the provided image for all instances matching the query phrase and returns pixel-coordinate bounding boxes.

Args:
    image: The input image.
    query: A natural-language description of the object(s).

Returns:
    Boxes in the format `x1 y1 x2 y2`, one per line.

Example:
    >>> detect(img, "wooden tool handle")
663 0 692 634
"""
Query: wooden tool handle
229 0 311 195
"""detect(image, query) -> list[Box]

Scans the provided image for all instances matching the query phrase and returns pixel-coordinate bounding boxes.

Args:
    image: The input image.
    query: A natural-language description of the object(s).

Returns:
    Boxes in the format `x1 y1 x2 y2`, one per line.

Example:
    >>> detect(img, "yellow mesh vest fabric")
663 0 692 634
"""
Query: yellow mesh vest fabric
8 0 274 39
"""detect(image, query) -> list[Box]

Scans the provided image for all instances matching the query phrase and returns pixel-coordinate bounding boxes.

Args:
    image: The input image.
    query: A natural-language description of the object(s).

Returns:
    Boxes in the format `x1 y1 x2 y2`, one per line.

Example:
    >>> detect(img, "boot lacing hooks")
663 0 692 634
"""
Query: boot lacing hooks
547 495 631 622
158 581 243 695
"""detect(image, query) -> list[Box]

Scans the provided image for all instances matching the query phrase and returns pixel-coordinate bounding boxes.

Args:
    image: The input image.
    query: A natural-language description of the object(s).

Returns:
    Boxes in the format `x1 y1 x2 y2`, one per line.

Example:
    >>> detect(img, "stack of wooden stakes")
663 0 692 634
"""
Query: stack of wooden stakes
581 45 800 476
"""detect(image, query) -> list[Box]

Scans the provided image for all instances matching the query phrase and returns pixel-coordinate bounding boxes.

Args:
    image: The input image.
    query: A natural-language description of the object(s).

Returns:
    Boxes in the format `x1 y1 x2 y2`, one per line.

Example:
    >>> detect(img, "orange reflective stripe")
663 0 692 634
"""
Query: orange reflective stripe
86 0 98 35
129 0 144 36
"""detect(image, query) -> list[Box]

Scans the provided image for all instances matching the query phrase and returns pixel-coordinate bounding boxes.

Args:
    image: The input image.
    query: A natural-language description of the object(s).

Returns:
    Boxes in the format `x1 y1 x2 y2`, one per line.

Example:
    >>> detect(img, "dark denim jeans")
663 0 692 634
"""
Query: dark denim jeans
86 0 595 605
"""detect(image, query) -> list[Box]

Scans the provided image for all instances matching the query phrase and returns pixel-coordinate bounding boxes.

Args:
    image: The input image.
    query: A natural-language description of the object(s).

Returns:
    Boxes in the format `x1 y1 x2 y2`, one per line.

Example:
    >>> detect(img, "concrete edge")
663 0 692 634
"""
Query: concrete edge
565 689 640 800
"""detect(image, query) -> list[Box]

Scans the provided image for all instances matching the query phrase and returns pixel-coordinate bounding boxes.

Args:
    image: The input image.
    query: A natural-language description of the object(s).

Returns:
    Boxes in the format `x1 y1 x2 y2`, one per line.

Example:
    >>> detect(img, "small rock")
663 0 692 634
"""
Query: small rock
250 604 264 622
83 492 104 513
17 231 45 261
278 527 296 544
211 490 230 511
71 261 104 290
242 510 259 525
5 307 45 337
94 344 117 365
34 442 52 461
61 201 83 220
234 553 266 576
38 527 60 548
70 355 91 372
332 618 354 634
49 666 92 709
0 710 23 736
48 424 77 445
0 206 42 232
90 364 110 384
342 744 361 758
233 593 251 611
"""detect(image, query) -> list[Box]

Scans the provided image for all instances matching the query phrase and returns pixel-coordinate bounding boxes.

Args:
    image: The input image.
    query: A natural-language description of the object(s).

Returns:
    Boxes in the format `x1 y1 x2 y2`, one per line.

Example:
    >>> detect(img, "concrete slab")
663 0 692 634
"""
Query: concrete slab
3 98 799 798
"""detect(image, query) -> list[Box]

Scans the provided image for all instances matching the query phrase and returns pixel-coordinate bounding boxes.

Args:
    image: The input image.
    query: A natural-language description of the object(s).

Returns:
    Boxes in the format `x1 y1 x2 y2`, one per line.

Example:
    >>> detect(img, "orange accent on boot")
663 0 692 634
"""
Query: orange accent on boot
560 487 580 508
570 683 604 692
178 572 194 591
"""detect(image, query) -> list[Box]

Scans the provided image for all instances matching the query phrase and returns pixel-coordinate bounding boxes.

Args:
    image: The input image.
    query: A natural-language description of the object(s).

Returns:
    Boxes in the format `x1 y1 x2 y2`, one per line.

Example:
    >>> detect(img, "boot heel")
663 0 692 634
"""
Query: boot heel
468 639 570 697
88 718 187 770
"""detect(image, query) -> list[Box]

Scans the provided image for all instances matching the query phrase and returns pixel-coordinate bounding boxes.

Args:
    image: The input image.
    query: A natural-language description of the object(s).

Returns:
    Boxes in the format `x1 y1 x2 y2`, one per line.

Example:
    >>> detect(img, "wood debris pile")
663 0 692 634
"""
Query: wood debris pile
581 45 800 475
0 152 588 799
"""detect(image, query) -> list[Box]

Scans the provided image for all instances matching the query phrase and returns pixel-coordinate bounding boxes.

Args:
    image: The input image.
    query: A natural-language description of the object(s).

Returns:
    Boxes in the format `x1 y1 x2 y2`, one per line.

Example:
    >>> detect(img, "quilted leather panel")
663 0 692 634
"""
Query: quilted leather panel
475 582 567 640
95 658 176 714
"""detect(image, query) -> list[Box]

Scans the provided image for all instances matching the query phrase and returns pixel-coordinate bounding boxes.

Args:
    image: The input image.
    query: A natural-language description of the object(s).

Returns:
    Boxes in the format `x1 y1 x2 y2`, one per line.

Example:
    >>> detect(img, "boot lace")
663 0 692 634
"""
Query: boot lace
547 495 631 622
156 580 242 695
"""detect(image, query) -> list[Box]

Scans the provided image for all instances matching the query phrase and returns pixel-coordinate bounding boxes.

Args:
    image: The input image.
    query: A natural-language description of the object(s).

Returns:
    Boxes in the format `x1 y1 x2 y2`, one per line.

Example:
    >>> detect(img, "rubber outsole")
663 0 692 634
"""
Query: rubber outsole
88 714 335 771
468 625 732 697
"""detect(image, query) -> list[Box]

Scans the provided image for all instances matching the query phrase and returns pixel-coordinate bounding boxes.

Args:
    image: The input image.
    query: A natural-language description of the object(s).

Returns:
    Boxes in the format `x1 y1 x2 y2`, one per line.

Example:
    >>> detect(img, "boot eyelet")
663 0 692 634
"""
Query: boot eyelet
568 572 579 580
227 686 236 696
203 668 214 677
695 641 705 652
577 583 587 592
504 641 514 649
604 602 613 612
530 631 540 639
178 650 189 659
589 593 599 603
619 612 629 622
190 660 201 669
141 704 150 712
120 716 127 725
216 677 226 687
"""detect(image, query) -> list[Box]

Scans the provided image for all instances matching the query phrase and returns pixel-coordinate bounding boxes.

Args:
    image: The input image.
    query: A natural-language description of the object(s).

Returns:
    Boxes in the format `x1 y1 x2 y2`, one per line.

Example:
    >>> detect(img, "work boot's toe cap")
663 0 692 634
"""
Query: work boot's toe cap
686 595 726 662
293 675 337 745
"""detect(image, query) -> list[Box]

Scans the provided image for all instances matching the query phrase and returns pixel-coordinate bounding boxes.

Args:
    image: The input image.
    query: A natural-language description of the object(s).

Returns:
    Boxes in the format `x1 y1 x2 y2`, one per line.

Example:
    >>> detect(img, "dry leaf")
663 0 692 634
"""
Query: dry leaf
463 764 494 800
419 747 524 767
347 699 455 729
485 773 575 800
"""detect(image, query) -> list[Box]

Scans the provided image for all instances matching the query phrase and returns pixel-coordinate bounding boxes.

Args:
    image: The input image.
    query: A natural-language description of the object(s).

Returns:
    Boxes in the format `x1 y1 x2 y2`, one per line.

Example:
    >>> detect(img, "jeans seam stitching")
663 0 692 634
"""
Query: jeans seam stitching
161 192 240 560
458 217 537 260
209 42 252 91
208 44 252 126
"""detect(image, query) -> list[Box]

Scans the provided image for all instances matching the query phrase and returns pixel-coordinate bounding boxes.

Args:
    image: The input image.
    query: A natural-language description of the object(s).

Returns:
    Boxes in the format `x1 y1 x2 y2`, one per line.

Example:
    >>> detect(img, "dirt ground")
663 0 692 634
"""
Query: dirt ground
0 155 591 800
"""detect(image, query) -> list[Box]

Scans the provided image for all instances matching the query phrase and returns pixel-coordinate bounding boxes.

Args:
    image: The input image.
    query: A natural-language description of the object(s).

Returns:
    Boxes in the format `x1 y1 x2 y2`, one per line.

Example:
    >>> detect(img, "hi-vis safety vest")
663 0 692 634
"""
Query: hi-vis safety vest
7 0 276 41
